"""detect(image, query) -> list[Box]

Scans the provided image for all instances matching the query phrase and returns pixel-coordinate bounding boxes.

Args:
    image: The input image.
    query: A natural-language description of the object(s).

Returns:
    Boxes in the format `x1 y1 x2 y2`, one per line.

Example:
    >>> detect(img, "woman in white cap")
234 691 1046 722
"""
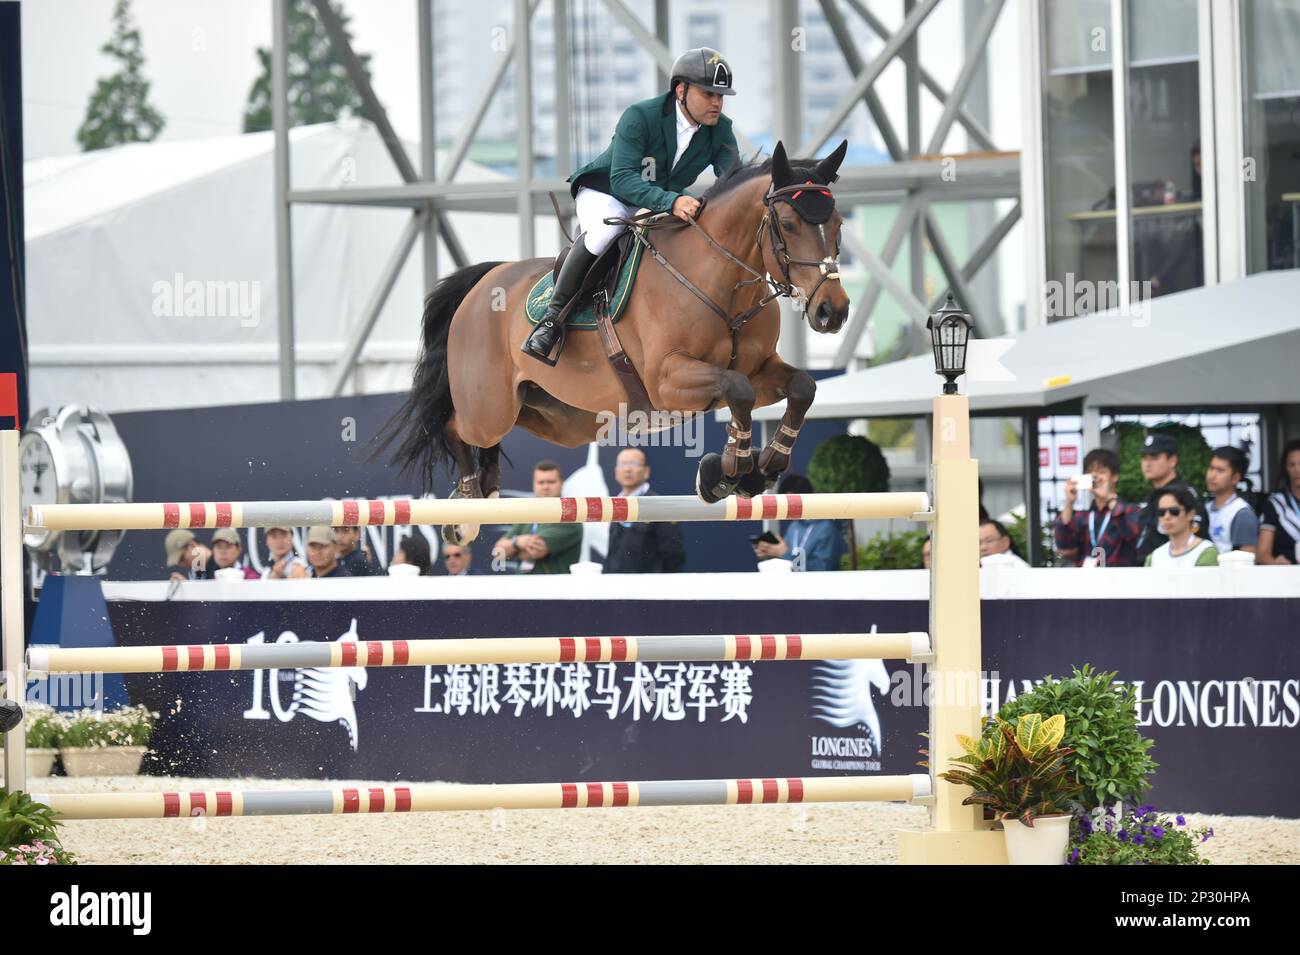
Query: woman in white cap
262 525 308 579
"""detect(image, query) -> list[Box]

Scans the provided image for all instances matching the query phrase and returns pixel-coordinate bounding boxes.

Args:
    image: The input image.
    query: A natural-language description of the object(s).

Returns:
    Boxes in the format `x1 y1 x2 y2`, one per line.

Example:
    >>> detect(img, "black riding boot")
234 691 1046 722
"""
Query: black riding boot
521 237 599 365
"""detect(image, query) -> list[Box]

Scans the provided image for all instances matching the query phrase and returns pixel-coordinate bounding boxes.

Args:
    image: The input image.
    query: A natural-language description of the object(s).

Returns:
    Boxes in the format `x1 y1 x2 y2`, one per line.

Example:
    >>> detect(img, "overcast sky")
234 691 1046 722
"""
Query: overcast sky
20 0 1022 160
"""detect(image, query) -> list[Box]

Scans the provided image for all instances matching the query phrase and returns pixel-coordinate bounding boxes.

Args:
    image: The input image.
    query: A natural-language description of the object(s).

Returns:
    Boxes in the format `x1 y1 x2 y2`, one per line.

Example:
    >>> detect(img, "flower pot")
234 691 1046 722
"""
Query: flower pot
1001 814 1071 865
27 748 59 777
59 745 148 777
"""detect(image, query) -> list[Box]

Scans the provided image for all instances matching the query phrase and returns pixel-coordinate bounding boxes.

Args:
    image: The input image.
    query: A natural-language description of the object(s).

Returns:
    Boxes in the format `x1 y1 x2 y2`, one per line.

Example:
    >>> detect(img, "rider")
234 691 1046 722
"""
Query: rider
521 47 742 364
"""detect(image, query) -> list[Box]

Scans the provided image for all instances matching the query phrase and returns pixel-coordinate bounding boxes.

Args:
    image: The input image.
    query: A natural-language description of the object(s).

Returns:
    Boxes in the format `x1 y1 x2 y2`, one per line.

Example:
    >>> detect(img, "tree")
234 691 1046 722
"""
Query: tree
76 0 165 152
243 0 373 133
807 434 892 570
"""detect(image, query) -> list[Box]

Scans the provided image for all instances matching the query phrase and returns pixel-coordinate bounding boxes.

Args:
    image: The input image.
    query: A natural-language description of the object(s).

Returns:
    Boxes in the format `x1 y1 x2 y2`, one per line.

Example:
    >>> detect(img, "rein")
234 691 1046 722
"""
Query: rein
604 181 840 367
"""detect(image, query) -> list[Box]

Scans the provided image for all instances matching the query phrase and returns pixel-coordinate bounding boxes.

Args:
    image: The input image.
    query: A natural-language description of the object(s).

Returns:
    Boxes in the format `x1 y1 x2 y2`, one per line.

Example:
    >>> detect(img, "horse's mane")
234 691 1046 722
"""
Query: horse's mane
700 152 829 202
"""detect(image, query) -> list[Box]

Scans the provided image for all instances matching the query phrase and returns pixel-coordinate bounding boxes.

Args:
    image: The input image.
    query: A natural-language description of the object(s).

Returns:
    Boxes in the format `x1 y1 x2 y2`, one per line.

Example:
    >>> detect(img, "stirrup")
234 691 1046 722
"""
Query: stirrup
521 319 566 367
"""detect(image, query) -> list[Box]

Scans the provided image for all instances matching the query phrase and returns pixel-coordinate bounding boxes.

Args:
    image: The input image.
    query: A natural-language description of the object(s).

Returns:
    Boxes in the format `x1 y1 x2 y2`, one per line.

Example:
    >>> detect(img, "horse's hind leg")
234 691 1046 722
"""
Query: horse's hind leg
735 356 816 498
442 432 484 546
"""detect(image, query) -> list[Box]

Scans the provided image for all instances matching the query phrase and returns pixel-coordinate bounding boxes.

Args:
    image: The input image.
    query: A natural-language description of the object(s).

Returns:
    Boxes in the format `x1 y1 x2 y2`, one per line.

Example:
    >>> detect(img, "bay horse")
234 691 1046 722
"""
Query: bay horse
377 140 851 545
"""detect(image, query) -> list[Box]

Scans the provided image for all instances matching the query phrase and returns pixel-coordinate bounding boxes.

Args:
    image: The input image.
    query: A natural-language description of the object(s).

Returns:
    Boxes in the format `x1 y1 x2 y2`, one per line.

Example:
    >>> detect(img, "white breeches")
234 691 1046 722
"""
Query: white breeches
575 186 638 255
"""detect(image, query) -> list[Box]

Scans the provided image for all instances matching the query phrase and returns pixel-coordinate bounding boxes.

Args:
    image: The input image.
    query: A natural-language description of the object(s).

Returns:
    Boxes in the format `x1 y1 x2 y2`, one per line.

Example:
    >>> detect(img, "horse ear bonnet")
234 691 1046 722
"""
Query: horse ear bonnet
771 139 846 225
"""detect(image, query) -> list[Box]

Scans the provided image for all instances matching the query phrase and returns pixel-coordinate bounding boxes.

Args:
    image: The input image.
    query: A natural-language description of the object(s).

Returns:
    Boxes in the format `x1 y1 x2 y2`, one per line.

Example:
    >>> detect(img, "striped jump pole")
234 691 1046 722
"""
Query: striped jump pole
24 491 932 532
27 632 934 674
34 774 933 820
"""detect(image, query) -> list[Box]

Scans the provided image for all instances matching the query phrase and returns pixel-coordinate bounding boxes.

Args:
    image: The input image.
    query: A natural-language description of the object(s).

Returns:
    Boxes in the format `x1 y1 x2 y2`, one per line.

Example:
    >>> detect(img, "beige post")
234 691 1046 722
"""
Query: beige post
1 430 25 792
897 394 1006 864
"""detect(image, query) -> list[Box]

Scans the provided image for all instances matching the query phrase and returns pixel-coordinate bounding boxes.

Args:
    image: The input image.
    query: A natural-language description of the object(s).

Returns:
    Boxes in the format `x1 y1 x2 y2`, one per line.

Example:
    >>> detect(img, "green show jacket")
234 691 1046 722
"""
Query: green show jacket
503 521 584 575
569 92 740 214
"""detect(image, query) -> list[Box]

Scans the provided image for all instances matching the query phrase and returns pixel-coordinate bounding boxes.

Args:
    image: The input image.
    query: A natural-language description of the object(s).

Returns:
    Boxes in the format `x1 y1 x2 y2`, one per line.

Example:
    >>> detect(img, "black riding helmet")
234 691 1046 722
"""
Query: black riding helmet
669 47 736 96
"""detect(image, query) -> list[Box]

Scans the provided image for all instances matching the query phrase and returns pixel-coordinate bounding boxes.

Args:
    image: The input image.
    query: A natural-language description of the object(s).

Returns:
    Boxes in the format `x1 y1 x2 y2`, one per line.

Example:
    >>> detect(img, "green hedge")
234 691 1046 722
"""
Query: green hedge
1110 422 1210 503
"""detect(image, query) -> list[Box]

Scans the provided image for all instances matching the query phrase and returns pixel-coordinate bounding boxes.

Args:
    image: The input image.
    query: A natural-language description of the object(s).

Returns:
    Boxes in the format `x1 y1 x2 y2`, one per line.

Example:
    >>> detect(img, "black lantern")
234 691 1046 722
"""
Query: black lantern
926 294 974 394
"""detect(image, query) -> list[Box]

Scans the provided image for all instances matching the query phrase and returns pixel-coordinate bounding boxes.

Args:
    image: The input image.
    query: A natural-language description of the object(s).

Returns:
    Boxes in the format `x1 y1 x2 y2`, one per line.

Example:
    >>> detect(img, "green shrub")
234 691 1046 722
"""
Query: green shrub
995 665 1156 810
1110 422 1210 503
57 705 155 749
24 704 60 749
807 434 890 494
842 527 928 570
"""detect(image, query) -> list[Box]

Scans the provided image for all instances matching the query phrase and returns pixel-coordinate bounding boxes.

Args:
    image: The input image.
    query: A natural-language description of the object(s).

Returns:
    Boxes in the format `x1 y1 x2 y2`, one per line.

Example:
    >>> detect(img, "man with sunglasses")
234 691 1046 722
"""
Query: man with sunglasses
521 47 740 364
1134 432 1208 564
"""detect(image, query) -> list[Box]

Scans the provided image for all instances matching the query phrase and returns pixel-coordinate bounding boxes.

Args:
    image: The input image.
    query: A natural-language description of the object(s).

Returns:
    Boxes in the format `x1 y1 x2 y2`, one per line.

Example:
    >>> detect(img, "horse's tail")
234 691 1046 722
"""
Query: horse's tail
372 260 504 492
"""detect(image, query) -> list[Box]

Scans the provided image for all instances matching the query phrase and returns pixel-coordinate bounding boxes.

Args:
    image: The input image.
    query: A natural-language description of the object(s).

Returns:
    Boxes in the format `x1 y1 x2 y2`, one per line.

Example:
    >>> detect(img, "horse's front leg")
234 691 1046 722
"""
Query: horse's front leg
657 354 755 503
736 355 816 497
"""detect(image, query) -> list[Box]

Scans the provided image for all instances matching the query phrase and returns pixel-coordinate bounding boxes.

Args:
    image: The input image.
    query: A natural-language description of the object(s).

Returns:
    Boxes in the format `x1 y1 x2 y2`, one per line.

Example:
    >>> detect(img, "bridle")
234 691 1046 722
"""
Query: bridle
608 179 842 367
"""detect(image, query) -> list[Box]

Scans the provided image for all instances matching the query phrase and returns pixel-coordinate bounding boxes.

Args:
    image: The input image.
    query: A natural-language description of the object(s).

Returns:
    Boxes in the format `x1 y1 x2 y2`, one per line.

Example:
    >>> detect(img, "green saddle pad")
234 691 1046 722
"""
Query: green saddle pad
525 239 645 329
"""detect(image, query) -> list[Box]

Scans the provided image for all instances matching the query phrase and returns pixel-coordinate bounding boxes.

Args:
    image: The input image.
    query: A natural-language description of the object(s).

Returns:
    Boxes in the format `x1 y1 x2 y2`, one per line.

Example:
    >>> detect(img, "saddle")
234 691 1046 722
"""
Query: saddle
533 197 655 417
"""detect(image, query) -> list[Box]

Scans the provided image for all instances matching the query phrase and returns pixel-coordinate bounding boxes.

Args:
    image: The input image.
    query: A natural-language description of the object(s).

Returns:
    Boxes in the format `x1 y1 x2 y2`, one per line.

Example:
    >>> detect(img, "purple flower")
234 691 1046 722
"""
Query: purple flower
1105 806 1115 818
1202 827 1214 843
1136 804 1155 817
1105 820 1114 834
1080 816 1093 834
1152 826 1165 840
1069 848 1080 864
1132 833 1146 846
1176 815 1186 826
1118 829 1128 842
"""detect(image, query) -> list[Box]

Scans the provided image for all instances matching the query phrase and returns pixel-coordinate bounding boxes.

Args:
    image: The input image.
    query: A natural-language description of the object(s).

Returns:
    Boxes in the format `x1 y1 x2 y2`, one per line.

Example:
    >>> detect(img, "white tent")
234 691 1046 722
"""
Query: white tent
748 269 1300 420
25 120 554 413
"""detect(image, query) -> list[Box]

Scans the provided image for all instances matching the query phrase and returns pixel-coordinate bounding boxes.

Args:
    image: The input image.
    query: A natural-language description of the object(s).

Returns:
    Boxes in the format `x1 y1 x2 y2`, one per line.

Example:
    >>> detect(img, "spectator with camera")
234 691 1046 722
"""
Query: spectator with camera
1053 448 1142 567
751 474 846 571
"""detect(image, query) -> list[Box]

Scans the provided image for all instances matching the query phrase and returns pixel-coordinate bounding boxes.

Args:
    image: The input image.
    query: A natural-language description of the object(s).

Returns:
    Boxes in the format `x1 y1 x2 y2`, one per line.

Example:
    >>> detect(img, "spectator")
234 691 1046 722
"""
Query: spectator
604 448 686 573
752 474 846 571
262 525 308 579
211 528 260 579
1134 433 1207 563
441 542 472 577
493 460 583 574
1145 485 1218 567
1054 448 1143 566
979 519 1030 568
1258 438 1300 566
165 529 213 582
305 526 351 578
1204 446 1259 556
921 535 931 570
392 532 434 575
333 526 375 576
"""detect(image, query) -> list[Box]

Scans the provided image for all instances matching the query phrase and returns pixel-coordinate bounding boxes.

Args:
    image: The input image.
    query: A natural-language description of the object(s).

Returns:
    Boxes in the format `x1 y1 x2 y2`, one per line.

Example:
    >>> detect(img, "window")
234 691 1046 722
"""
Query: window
1041 0 1117 319
1242 0 1300 272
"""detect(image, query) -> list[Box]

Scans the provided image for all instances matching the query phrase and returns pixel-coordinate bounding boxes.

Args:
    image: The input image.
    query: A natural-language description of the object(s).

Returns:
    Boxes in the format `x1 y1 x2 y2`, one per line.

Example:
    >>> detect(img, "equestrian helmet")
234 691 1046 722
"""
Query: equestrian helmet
669 47 736 96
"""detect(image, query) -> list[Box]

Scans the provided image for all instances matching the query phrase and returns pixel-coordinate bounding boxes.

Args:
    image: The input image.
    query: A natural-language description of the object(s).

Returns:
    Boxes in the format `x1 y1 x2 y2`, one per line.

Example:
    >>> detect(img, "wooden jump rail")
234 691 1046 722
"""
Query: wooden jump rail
26 632 935 675
32 774 934 820
23 491 932 532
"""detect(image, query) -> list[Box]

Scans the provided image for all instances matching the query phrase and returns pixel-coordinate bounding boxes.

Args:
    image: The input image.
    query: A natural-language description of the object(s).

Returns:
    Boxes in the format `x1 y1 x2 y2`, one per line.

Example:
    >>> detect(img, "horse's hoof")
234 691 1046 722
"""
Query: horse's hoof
695 453 738 504
734 468 777 499
441 523 480 546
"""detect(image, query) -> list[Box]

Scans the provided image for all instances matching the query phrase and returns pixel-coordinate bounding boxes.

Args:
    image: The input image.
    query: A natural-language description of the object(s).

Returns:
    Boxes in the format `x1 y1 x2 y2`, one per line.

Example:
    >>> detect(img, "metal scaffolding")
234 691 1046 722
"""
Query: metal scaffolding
272 0 1021 398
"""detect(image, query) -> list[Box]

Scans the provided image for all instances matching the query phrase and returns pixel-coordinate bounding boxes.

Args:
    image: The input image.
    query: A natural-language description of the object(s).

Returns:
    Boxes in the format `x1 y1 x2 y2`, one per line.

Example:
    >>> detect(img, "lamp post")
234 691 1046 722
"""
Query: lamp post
926 294 974 394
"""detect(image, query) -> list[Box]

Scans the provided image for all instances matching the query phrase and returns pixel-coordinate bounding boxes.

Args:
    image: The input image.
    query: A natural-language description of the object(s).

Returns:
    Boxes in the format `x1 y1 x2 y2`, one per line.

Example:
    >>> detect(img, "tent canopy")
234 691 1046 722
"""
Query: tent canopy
748 270 1300 420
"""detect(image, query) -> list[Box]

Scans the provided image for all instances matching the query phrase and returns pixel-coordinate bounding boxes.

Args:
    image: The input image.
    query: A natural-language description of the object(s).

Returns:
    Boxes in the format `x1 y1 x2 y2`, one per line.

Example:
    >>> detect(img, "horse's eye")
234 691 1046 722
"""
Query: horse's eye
781 220 797 231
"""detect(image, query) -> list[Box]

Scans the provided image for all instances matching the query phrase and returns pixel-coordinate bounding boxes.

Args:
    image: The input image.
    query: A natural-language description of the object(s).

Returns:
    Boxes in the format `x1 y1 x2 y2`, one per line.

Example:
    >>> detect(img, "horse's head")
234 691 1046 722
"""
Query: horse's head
762 139 851 334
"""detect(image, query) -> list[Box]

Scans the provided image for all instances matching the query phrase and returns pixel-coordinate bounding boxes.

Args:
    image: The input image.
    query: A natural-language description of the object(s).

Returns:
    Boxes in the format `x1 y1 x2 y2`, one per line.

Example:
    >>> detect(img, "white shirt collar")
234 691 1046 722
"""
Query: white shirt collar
675 100 698 135
619 481 651 498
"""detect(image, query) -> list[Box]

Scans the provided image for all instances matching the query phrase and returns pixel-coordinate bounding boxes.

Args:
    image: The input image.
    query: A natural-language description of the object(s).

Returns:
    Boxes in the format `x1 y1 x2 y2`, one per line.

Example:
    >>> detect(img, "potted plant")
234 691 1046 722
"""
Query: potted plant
57 705 155 777
1070 804 1213 865
937 713 1083 865
0 789 76 865
996 665 1156 812
21 704 61 777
